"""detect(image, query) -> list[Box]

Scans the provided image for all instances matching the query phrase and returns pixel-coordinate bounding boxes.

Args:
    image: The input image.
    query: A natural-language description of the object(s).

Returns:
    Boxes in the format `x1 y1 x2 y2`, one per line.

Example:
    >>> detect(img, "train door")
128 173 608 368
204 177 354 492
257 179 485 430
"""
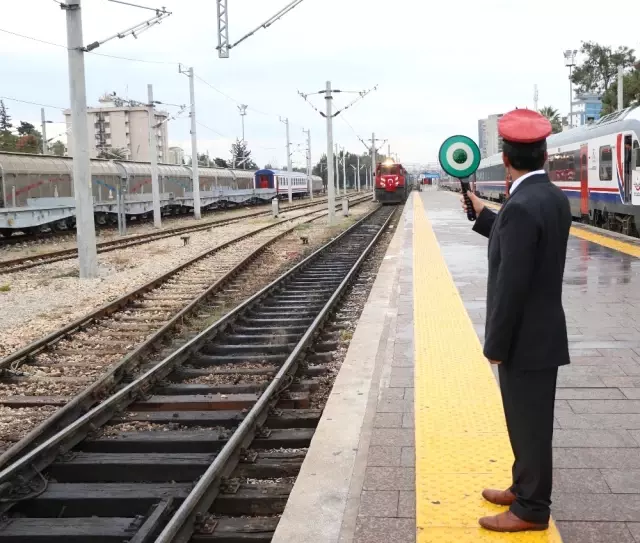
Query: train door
580 144 589 217
632 139 640 205
624 134 633 203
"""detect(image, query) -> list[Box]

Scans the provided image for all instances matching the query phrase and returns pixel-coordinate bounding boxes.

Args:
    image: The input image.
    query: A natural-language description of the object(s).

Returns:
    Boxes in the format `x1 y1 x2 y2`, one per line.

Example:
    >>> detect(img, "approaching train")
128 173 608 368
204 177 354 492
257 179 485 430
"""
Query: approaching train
439 105 640 235
0 152 322 236
254 169 323 199
374 159 410 204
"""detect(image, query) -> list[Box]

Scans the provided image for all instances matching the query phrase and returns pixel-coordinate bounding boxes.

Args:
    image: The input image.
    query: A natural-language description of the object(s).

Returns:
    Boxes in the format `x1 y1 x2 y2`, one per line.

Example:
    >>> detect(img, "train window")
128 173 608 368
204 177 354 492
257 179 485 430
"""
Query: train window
634 141 640 167
599 146 613 181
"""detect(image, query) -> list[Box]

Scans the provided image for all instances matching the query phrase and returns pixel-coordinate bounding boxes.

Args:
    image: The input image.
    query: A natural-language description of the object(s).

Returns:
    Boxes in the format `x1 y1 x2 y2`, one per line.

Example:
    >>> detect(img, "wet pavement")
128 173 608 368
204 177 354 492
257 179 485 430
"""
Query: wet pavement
420 189 640 543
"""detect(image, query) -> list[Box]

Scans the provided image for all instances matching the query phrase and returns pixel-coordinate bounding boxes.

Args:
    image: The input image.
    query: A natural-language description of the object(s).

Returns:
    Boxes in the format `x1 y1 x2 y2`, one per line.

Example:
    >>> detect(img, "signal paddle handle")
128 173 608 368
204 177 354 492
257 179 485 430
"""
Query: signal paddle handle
459 178 476 221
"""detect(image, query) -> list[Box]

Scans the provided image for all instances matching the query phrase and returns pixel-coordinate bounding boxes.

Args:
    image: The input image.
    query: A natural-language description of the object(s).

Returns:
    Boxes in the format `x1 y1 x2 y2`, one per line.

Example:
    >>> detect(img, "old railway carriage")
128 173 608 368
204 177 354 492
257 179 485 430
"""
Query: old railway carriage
442 106 640 235
253 169 323 198
0 152 264 235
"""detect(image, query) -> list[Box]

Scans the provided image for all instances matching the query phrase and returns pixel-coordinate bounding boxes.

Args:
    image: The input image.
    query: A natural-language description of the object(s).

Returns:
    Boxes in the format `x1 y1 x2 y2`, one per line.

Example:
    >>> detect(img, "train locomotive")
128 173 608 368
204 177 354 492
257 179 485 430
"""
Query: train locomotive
374 159 409 204
439 105 640 236
0 152 322 236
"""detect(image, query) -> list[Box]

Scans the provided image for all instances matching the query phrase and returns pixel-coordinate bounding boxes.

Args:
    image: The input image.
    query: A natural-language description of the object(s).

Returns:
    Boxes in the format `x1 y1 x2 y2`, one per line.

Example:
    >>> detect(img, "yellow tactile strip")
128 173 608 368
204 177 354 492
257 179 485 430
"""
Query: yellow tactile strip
483 201 640 258
412 195 563 542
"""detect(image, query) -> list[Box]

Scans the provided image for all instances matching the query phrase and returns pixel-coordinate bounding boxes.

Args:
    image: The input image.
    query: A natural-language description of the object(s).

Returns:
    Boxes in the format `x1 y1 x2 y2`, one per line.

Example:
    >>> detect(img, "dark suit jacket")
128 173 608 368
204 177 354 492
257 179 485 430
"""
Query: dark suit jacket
473 173 572 370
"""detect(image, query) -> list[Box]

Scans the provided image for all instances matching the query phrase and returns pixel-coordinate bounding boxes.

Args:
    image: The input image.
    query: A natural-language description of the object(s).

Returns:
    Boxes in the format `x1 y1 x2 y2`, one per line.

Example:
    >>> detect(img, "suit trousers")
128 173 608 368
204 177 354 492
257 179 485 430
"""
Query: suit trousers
498 363 558 524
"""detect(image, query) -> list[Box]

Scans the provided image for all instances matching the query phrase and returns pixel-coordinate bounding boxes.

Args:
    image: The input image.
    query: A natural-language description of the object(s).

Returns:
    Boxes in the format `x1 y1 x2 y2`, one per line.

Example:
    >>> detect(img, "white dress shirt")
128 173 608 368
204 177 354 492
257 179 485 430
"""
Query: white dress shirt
509 169 546 195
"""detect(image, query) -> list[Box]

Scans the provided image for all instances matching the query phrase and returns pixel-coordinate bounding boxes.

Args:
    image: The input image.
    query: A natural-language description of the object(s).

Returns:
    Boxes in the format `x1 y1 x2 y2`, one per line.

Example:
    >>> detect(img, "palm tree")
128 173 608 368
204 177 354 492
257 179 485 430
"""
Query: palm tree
539 106 563 134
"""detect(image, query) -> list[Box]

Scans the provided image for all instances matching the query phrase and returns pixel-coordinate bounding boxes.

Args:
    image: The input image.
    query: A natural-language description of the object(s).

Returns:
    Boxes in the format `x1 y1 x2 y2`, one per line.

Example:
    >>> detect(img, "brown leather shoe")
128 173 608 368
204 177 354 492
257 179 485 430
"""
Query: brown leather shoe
479 511 549 532
481 488 516 506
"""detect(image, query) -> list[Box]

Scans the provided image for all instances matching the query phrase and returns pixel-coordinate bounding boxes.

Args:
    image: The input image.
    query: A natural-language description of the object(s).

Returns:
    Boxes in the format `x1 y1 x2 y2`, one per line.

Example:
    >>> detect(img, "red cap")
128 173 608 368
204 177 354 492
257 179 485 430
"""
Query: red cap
498 109 552 144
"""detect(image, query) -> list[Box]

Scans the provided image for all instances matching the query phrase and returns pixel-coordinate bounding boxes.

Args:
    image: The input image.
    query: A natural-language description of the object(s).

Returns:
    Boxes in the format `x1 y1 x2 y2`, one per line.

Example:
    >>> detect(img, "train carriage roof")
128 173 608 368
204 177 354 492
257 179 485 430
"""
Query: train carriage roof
0 152 123 177
118 162 190 178
198 167 255 180
0 153 72 176
479 105 640 168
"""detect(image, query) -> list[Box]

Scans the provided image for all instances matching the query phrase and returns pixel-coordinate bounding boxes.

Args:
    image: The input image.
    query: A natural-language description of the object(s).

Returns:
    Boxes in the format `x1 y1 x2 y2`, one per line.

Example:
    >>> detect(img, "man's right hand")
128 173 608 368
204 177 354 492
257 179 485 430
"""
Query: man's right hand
460 191 484 217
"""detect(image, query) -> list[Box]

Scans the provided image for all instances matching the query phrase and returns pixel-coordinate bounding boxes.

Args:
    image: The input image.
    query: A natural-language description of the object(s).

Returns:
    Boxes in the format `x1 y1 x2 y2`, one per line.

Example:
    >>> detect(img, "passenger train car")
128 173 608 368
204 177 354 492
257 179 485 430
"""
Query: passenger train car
439 106 640 235
0 153 319 235
254 169 323 198
374 160 409 204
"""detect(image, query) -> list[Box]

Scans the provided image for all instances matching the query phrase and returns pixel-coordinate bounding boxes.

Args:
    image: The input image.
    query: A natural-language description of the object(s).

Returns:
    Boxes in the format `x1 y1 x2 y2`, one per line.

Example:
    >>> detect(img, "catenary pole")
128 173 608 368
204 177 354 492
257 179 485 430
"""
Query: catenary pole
342 147 347 193
325 81 335 225
371 132 377 201
147 84 161 228
335 144 340 196
41 108 48 155
281 117 293 203
304 128 313 200
187 68 201 219
64 0 98 278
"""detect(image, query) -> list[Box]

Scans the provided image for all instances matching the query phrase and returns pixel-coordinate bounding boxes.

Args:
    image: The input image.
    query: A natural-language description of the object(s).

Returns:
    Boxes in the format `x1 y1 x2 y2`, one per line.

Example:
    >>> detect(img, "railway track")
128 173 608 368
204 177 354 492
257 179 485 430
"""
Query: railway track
0 194 353 273
0 194 371 466
0 204 397 543
0 194 344 248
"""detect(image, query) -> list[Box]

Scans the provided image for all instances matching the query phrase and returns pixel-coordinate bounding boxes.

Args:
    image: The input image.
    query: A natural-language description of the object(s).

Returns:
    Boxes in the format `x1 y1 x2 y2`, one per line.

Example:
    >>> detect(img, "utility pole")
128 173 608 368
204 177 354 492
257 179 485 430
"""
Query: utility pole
179 65 201 220
564 49 577 128
372 133 377 201
304 128 313 200
534 84 539 112
239 104 248 142
336 143 340 196
325 82 336 224
298 81 377 224
41 108 49 155
357 155 360 192
63 0 98 279
342 147 346 193
280 117 292 203
618 65 624 112
147 84 161 228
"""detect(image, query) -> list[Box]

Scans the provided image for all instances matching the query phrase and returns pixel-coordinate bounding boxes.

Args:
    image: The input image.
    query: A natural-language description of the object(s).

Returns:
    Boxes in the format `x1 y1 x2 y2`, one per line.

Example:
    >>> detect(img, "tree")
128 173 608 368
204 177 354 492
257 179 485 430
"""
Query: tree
196 153 212 167
571 42 636 95
0 100 12 132
214 157 228 168
539 106 563 133
230 139 258 170
601 67 640 114
14 123 43 154
263 163 274 170
17 121 36 136
16 134 40 154
0 100 16 152
50 140 66 156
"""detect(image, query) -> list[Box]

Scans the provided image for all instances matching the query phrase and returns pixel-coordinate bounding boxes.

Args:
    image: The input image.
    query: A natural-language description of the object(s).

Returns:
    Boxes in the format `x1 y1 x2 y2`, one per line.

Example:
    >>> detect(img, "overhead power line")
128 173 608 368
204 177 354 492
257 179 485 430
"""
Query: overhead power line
0 96 66 111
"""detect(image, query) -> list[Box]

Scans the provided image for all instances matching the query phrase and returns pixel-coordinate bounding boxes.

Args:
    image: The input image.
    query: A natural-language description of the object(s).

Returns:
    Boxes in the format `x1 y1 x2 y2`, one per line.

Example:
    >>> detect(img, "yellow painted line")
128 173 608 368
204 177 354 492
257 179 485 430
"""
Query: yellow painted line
412 195 562 543
483 201 640 258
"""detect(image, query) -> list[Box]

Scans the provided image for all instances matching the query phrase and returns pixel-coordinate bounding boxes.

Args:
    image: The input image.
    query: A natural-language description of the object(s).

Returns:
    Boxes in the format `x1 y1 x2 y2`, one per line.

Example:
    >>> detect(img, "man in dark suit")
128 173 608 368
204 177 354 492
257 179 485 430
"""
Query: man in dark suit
461 109 572 532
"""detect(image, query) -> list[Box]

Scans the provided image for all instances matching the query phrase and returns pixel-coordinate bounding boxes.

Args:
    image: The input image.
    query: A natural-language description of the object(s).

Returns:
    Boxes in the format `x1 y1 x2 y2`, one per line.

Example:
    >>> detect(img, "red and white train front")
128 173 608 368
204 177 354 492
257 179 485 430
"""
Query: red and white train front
375 160 408 204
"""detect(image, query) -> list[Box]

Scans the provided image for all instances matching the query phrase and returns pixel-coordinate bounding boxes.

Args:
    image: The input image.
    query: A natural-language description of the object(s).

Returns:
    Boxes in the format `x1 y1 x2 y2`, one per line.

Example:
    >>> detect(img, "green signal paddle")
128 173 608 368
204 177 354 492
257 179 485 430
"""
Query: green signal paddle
438 135 481 221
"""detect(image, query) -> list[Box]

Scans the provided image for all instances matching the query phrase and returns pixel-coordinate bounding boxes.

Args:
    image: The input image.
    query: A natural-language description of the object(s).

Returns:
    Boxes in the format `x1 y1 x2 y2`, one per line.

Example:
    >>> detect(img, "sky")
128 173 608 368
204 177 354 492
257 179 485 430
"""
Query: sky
1 0 639 169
